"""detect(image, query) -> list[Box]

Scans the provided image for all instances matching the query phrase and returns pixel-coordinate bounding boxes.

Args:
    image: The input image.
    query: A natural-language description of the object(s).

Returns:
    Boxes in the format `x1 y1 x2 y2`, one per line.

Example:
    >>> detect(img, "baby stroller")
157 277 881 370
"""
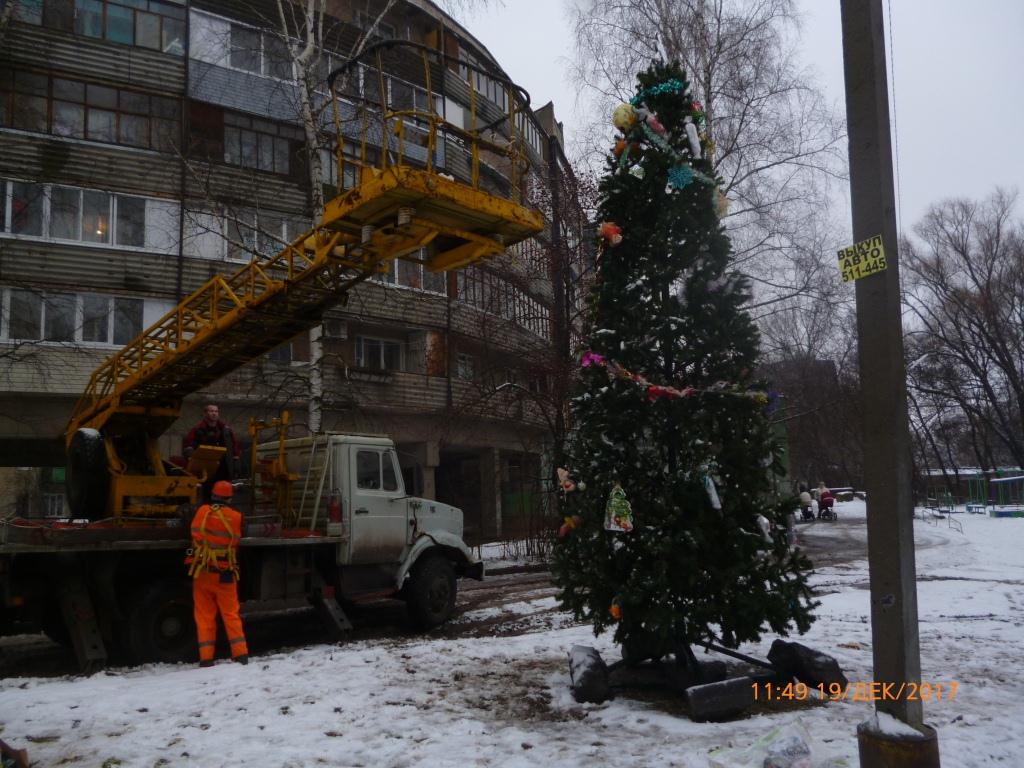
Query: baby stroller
818 491 837 521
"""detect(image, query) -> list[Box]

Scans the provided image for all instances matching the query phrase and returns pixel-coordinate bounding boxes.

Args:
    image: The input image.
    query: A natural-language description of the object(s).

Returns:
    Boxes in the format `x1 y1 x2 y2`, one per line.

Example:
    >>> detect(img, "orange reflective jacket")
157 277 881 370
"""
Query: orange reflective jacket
185 503 243 578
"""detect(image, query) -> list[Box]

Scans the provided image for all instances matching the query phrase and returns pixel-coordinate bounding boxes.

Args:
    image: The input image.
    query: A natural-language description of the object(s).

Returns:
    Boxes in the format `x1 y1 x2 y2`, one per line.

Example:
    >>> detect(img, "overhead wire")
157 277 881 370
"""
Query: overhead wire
886 0 904 238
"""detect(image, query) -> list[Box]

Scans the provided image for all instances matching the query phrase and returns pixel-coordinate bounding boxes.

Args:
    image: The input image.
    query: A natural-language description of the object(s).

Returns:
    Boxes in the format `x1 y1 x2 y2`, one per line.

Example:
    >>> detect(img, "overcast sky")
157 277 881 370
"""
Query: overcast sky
462 0 1023 237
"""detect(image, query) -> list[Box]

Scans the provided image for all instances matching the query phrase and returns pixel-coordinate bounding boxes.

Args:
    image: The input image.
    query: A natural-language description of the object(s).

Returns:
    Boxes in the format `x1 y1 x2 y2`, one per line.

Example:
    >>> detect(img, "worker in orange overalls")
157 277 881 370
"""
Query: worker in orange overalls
185 480 249 667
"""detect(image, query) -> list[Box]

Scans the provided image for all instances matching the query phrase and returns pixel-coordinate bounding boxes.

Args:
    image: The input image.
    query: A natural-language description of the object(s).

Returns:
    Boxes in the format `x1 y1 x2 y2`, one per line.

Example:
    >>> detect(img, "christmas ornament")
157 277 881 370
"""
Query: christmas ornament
667 164 695 190
605 483 634 532
613 138 641 160
612 103 637 132
630 78 686 105
703 474 722 510
609 596 622 620
557 467 585 494
643 110 666 136
684 117 702 159
558 515 583 538
557 466 576 494
598 221 623 246
580 350 772 403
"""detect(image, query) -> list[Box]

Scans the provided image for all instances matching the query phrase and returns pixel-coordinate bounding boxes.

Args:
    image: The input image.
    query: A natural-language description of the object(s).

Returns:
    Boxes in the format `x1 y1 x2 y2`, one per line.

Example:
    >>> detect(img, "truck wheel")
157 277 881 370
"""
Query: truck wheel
67 428 108 519
405 554 456 630
127 581 195 664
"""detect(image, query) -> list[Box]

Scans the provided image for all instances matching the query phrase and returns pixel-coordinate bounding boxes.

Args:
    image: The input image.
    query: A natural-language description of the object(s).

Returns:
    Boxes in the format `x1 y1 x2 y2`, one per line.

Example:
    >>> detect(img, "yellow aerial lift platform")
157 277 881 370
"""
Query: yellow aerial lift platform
64 40 544 519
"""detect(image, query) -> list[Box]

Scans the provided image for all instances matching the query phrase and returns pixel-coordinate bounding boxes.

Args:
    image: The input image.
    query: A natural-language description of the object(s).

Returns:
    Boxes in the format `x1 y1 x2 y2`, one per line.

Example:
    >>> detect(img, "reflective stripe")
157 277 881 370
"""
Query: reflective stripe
228 636 246 645
198 640 216 648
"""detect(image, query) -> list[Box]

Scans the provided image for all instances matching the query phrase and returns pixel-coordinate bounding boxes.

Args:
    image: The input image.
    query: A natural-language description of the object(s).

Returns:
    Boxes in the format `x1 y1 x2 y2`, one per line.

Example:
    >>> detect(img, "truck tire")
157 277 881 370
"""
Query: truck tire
67 428 108 519
127 580 195 664
405 554 456 630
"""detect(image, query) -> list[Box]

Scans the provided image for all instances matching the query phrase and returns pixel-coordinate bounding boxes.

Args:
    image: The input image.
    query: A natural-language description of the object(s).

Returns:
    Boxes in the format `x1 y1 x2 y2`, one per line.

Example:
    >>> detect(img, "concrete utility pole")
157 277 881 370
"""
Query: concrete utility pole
839 0 940 764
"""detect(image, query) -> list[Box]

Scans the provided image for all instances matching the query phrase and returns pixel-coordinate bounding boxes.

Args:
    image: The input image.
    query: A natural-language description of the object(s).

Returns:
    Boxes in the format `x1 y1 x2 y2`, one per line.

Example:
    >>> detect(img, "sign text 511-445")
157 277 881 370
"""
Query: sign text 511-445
837 234 886 282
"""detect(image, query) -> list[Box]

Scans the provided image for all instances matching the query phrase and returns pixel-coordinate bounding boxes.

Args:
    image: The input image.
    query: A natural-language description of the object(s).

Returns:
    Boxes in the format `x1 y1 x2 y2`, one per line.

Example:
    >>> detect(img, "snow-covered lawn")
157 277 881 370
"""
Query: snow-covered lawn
2 500 1022 767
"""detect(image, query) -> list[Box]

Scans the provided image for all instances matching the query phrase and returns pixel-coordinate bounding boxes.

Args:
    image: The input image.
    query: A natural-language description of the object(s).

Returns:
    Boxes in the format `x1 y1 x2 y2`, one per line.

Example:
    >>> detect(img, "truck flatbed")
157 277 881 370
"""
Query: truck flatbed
0 518 343 553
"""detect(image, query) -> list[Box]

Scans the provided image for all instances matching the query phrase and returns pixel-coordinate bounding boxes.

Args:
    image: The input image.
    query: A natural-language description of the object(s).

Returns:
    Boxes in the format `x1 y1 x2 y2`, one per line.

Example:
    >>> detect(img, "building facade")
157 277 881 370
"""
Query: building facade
0 0 585 542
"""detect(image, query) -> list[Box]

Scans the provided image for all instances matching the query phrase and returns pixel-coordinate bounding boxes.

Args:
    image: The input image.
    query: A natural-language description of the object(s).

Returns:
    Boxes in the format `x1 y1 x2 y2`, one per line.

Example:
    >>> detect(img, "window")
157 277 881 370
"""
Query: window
14 0 187 55
116 195 145 246
455 267 550 340
516 111 544 156
1 288 144 345
226 22 293 79
229 25 260 73
1 180 177 252
112 296 143 344
223 111 298 175
319 146 357 191
354 450 399 492
50 185 82 239
219 208 306 262
10 182 44 236
266 342 291 364
183 208 224 260
355 336 403 371
82 190 110 243
44 292 75 340
13 0 43 24
9 289 43 340
383 451 398 491
0 69 181 151
356 450 381 490
392 252 446 295
456 352 475 381
263 34 292 80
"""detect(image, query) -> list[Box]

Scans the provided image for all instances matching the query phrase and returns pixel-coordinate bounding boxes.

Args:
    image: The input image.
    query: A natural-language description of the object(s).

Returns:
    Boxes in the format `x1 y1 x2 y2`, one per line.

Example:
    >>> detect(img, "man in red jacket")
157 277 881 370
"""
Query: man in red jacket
183 403 240 501
185 480 248 667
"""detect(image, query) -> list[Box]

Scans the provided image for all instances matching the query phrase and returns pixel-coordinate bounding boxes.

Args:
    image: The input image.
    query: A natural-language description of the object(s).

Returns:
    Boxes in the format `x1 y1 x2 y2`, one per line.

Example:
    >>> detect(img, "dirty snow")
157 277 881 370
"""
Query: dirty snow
1 500 1022 767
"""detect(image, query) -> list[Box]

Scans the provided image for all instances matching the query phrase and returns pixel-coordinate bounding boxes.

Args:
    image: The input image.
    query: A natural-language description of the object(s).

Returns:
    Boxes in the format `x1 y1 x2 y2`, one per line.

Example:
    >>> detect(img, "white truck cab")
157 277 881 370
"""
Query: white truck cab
257 433 483 628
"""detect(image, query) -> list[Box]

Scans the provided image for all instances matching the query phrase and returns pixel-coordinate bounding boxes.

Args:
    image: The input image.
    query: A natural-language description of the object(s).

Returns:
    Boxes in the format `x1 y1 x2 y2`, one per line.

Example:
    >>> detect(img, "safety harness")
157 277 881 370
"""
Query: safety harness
187 503 240 580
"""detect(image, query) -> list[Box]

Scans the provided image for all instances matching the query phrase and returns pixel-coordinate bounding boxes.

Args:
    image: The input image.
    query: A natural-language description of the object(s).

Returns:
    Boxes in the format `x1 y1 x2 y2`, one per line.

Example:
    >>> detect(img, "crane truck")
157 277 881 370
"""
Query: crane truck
0 42 543 671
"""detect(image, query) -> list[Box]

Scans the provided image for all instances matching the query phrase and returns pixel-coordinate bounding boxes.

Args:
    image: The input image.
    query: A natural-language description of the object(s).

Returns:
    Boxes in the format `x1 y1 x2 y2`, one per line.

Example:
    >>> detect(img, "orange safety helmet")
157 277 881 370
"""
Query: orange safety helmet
211 480 234 499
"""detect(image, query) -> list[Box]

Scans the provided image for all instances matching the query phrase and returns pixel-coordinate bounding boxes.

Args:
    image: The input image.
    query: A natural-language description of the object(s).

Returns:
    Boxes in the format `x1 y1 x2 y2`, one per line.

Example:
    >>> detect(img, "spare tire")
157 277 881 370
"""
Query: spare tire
67 428 108 519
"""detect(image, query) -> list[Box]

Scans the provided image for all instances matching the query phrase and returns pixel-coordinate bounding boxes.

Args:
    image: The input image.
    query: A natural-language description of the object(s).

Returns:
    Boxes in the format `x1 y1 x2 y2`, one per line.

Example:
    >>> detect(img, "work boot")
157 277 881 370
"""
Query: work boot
199 660 215 668
232 654 249 665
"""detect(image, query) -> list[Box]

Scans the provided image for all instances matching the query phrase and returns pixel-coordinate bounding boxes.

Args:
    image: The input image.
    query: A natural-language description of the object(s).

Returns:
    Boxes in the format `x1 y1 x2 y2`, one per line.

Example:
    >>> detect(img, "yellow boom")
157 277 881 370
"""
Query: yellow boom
64 40 544 519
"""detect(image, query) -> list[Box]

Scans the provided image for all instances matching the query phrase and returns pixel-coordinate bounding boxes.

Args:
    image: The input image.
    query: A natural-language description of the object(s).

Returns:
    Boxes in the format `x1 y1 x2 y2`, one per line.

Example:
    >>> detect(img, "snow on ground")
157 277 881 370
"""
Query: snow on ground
2 500 1022 767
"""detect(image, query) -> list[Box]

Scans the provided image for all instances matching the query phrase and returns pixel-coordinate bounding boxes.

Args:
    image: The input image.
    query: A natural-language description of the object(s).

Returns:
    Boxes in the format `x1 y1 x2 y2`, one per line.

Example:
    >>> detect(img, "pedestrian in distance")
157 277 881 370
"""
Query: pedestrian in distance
798 484 814 522
818 487 836 520
185 479 248 667
183 403 241 501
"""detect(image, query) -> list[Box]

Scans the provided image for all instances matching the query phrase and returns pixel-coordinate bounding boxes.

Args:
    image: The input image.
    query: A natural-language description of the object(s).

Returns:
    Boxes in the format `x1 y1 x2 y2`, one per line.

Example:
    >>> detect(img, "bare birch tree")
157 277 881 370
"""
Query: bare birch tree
568 0 846 313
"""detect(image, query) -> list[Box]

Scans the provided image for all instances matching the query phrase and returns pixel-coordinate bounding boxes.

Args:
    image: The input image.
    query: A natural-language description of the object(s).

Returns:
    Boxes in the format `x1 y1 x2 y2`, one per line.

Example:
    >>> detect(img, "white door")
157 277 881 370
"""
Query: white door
349 448 408 564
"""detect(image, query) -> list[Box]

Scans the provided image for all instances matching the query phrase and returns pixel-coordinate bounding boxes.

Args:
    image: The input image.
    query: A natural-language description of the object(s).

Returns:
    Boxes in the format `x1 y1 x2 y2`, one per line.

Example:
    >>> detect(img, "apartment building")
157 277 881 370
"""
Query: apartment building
0 0 586 541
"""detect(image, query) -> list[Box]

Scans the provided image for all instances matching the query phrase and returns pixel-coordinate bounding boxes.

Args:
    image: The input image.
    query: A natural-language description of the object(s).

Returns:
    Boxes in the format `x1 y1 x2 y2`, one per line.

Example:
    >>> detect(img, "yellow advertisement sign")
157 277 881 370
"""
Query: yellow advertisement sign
837 235 886 282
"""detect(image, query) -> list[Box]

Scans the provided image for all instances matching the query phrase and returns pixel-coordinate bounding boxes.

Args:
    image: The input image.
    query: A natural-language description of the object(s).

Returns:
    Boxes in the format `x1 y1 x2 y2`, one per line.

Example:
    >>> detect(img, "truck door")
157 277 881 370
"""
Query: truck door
349 447 408 564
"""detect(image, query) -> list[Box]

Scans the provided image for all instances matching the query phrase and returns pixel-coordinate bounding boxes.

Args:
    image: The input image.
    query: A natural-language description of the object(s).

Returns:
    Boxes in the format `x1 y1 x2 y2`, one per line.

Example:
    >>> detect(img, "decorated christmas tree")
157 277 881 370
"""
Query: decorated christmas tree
552 62 815 666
